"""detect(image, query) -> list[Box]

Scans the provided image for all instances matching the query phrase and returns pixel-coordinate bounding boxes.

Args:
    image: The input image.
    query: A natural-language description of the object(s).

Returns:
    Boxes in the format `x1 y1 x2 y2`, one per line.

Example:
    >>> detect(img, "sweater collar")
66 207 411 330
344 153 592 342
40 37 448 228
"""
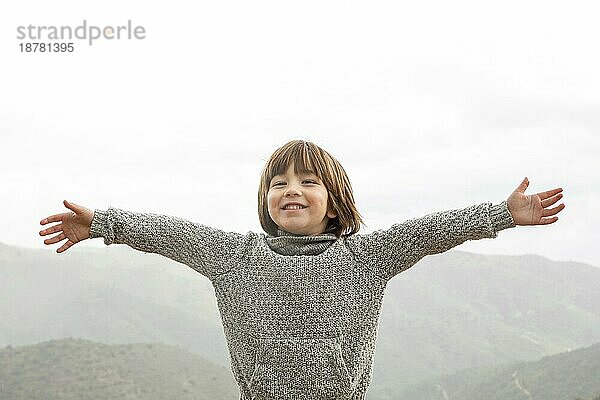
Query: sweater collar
266 228 338 256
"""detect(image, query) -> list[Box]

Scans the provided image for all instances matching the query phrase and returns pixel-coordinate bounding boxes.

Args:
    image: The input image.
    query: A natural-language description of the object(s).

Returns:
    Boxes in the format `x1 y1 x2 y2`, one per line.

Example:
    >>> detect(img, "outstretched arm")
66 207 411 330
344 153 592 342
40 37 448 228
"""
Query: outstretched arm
347 178 565 282
40 200 251 280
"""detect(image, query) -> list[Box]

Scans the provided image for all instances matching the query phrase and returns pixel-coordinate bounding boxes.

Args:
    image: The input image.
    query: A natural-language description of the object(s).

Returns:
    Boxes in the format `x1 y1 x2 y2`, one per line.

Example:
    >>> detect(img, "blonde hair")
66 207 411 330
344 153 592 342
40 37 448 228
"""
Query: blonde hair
258 140 364 237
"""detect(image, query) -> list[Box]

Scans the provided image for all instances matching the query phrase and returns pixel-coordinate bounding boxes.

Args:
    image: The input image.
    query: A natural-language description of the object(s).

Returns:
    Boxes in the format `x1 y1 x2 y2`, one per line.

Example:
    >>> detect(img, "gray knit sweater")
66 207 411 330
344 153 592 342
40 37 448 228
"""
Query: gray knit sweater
89 201 515 399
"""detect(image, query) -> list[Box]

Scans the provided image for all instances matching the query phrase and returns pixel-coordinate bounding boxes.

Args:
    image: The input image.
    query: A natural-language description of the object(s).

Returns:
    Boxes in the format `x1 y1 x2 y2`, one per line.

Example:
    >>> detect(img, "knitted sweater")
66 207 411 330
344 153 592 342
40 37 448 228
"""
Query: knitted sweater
89 201 515 399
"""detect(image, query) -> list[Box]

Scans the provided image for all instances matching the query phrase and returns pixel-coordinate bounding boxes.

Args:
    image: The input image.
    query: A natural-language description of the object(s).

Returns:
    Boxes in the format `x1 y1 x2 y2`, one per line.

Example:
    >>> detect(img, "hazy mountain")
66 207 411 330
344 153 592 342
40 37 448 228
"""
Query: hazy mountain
0 242 230 367
370 250 600 394
0 338 239 399
1 242 599 395
398 341 600 400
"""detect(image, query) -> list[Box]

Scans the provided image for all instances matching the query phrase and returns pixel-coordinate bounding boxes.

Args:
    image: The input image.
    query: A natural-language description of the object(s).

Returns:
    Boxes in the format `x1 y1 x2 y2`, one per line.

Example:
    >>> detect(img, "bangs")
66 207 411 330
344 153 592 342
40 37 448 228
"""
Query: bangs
267 144 321 181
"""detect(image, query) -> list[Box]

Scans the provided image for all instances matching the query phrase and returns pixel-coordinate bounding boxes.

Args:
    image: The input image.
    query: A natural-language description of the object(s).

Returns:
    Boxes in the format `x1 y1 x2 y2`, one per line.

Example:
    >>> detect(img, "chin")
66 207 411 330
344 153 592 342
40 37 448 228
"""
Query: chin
282 225 308 235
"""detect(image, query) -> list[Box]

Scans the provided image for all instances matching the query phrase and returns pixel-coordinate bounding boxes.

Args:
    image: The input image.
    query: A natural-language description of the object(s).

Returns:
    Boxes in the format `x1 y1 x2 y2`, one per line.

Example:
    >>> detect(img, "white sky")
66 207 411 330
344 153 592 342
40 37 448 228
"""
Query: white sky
1 0 598 267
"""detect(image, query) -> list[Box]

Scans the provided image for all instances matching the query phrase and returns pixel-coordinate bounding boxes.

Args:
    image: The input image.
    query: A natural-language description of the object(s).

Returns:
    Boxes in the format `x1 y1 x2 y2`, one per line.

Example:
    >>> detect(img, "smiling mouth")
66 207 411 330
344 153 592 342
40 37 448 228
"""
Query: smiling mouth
282 205 307 210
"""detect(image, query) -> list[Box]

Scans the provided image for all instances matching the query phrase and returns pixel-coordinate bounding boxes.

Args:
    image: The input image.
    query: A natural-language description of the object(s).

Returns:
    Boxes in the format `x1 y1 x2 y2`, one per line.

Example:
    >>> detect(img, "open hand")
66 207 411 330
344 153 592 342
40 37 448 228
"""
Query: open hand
507 178 565 226
39 200 94 253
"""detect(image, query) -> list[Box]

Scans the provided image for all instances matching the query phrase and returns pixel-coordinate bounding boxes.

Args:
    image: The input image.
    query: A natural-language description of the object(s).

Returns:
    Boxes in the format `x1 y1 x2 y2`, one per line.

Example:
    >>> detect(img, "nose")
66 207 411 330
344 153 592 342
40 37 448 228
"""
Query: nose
284 182 302 197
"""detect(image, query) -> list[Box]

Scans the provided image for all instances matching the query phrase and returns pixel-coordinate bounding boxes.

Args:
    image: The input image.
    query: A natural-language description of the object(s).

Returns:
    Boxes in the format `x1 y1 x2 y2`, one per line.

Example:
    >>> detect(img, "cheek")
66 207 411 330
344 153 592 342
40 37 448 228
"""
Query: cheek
266 194 278 216
266 192 275 205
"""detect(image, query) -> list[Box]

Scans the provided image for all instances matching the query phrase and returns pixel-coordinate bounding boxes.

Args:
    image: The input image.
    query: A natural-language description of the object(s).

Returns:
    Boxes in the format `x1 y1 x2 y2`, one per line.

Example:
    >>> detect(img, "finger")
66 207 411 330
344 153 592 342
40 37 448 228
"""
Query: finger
57 240 74 253
40 213 68 225
39 223 64 236
536 187 563 200
542 203 565 217
539 216 558 225
541 192 563 208
44 232 66 245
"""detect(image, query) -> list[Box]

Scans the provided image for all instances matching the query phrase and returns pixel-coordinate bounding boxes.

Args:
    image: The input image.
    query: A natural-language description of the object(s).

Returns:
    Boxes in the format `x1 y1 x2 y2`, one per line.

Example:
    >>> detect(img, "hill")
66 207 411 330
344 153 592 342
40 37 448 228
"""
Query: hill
399 341 600 400
0 338 239 399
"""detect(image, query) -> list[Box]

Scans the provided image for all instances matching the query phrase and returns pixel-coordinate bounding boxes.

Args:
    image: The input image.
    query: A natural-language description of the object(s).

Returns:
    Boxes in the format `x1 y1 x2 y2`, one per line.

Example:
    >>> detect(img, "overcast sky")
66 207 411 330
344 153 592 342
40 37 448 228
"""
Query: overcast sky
1 0 598 268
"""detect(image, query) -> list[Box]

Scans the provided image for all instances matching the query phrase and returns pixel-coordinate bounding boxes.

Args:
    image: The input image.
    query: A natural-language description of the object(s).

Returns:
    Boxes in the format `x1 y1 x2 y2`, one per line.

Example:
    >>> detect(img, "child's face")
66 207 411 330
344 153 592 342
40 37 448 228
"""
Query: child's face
267 163 337 236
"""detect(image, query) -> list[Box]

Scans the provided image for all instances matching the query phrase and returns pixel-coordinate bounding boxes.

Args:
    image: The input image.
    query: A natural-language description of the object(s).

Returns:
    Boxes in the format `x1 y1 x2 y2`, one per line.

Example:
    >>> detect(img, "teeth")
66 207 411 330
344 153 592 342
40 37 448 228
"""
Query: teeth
284 205 305 210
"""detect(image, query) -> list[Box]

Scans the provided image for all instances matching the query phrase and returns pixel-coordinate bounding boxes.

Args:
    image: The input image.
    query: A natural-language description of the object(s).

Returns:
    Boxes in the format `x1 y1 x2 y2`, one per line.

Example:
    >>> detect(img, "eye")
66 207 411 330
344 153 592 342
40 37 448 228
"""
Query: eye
303 180 317 184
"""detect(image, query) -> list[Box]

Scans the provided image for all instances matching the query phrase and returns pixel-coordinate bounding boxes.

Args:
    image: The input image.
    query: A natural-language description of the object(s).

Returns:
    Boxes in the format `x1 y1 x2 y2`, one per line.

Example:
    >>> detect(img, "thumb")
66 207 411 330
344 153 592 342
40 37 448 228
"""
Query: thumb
515 177 529 193
63 200 81 213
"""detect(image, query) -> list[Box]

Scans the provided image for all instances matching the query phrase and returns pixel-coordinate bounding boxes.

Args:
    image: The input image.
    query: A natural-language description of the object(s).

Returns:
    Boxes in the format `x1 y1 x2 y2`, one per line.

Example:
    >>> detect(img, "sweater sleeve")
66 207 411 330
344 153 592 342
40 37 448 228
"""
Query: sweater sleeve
346 201 516 282
88 207 250 281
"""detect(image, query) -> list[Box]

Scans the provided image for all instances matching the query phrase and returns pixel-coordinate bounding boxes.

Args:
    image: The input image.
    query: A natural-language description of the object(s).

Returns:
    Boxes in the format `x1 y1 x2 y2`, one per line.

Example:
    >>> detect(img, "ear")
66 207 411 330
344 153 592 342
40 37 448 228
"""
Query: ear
327 208 337 219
